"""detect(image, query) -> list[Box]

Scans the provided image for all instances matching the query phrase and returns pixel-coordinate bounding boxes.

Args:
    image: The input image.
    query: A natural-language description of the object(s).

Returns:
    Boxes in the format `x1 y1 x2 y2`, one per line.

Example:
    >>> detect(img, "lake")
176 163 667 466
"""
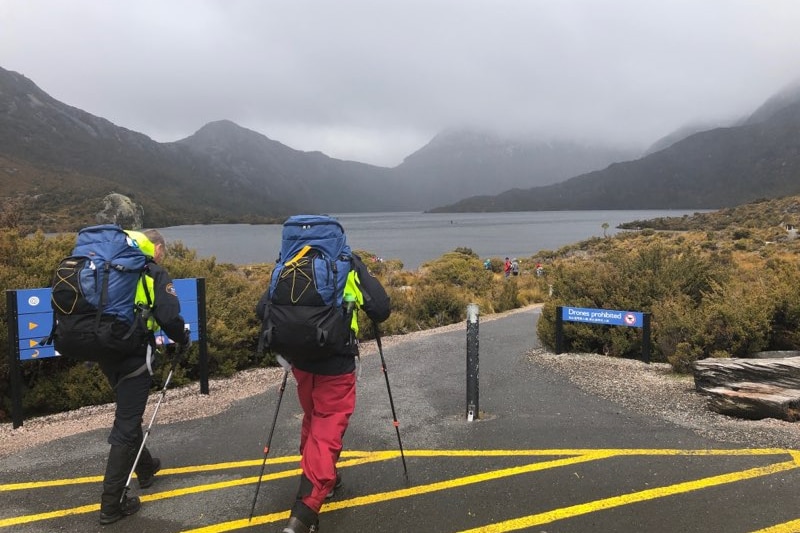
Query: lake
159 210 703 271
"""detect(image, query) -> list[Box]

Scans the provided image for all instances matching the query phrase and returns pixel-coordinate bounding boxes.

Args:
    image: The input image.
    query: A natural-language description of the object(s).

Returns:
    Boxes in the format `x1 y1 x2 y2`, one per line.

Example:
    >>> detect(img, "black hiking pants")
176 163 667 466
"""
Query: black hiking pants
100 355 151 448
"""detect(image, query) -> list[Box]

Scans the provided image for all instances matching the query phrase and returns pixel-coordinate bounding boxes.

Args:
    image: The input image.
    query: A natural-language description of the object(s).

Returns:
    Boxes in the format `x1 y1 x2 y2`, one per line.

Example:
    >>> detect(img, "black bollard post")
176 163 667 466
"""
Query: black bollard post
466 303 480 421
7 290 23 428
197 277 209 395
555 306 564 355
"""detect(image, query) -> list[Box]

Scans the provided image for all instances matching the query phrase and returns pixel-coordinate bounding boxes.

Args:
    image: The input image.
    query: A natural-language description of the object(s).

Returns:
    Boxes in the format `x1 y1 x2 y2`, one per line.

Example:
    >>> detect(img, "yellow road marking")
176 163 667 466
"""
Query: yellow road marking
403 448 792 457
0 503 99 528
749 518 800 533
1 448 788 492
1 473 104 492
457 459 800 533
182 451 619 532
0 451 375 492
0 452 392 528
1 448 795 531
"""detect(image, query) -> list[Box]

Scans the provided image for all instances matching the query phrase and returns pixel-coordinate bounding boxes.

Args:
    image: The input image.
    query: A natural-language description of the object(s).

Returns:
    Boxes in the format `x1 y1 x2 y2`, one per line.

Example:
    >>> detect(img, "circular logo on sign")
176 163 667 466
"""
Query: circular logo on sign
624 313 637 325
28 296 40 306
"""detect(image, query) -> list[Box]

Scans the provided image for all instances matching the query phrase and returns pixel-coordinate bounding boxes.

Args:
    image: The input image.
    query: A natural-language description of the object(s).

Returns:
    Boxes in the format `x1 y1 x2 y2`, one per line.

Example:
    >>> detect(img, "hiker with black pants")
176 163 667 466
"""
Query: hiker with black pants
256 233 391 533
98 229 189 525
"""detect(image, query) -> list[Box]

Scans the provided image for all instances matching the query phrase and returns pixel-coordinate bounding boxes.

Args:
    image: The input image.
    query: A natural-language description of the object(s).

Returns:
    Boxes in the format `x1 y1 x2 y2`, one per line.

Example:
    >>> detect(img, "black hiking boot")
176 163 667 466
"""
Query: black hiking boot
325 471 343 500
99 444 141 525
284 500 318 533
98 495 141 525
136 446 161 489
281 515 318 533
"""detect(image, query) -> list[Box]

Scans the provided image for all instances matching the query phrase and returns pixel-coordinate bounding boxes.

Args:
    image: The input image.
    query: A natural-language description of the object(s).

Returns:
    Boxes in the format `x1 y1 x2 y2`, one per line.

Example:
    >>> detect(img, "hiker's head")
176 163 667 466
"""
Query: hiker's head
143 229 167 262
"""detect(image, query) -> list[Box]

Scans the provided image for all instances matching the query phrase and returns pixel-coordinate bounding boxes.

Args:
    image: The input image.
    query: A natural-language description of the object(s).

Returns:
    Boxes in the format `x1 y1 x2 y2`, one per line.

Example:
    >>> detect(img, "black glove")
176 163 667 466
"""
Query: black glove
180 328 192 352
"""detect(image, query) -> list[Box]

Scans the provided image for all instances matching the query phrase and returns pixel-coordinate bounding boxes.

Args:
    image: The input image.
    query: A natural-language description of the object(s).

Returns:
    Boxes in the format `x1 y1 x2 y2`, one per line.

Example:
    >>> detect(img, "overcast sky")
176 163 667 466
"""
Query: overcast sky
3 1 800 167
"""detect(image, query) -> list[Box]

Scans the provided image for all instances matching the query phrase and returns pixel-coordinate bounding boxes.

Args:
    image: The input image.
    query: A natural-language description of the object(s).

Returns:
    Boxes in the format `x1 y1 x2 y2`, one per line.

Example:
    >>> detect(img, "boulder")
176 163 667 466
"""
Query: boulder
95 193 144 229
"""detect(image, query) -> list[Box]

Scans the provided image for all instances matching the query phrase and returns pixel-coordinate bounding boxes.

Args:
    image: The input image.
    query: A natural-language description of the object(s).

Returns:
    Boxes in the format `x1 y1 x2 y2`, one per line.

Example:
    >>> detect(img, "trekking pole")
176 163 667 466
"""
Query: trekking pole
373 322 410 484
121 344 182 503
248 368 289 521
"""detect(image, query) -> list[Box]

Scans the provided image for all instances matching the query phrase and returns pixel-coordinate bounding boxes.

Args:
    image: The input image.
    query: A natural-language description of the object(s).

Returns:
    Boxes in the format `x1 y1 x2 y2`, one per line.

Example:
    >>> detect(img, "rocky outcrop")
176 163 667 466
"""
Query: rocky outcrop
95 193 144 229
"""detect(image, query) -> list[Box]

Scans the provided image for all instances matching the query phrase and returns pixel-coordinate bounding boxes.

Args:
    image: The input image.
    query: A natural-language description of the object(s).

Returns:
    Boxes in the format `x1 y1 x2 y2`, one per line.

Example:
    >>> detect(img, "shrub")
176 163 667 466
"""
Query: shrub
538 241 731 362
410 283 467 328
13 198 800 418
1 230 543 421
495 278 520 312
667 342 705 374
422 251 493 292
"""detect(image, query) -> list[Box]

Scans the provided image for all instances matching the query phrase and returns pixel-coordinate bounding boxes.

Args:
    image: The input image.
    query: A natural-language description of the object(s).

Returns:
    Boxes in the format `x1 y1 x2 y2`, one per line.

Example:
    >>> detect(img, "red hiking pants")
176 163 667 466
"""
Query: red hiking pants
292 367 356 513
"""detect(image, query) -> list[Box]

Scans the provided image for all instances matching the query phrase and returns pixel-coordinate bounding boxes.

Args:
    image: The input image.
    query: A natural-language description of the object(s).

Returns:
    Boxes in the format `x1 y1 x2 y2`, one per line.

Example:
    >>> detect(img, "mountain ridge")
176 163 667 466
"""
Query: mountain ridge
430 94 800 213
2 65 799 229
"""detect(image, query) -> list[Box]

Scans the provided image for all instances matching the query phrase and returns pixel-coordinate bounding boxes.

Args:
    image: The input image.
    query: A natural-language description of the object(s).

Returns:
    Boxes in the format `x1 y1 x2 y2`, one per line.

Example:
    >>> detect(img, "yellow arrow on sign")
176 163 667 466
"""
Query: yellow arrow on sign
29 322 38 330
31 350 40 358
29 339 39 348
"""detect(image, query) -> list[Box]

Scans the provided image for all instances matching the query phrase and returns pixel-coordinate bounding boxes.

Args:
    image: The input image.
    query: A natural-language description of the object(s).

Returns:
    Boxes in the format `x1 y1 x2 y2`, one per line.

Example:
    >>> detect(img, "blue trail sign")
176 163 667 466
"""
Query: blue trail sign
555 305 651 363
561 306 644 328
6 278 208 428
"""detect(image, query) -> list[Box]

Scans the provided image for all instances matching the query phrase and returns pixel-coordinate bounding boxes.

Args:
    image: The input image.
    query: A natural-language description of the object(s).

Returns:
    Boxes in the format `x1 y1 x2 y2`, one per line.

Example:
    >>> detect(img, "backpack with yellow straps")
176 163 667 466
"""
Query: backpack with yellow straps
258 215 354 362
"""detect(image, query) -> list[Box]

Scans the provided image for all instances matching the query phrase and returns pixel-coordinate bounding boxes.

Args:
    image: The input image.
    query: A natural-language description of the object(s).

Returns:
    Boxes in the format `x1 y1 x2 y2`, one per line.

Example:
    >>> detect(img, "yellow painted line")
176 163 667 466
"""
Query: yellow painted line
142 452 394 504
749 518 800 533
2 449 790 492
0 473 104 492
0 450 375 492
401 448 793 458
0 453 393 529
181 451 616 532
457 459 800 533
0 503 100 528
323 452 613 510
1 449 795 530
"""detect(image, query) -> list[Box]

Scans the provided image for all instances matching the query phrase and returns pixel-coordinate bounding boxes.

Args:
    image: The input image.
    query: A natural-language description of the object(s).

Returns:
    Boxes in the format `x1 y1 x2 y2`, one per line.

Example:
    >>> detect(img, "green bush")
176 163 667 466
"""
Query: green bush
422 251 493 292
9 196 800 419
538 240 732 363
1 233 541 421
495 278 520 312
410 282 467 328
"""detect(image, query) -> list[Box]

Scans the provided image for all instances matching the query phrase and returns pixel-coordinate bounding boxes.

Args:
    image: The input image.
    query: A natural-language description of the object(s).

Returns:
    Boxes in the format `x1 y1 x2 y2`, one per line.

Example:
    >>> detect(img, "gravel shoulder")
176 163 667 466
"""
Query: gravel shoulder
3 306 799 457
529 349 800 450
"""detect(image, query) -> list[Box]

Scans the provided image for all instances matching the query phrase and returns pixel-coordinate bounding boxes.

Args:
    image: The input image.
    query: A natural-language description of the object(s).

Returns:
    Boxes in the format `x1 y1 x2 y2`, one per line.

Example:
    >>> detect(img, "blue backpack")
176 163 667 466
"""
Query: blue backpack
258 215 354 361
48 225 150 362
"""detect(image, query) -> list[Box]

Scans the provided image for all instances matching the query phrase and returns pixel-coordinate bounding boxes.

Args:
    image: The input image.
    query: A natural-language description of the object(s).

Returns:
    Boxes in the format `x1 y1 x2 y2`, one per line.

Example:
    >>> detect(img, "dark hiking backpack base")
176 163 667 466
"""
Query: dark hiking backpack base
52 314 147 363
263 303 351 362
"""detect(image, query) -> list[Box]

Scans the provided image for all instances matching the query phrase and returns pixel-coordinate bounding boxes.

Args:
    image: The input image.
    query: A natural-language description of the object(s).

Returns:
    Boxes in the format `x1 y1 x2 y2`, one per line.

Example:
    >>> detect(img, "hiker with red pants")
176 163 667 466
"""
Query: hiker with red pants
255 215 391 533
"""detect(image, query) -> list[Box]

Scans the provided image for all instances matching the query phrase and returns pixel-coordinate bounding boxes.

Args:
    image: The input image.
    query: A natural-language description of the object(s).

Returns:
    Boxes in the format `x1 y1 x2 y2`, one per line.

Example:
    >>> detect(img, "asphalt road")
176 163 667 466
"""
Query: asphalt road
2 307 800 533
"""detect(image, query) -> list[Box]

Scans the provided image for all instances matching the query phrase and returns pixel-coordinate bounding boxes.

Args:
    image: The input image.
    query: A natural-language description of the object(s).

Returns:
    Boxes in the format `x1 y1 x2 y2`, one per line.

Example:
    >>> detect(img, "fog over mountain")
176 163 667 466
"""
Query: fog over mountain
0 65 641 228
4 1 799 168
1 64 800 230
431 86 800 213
